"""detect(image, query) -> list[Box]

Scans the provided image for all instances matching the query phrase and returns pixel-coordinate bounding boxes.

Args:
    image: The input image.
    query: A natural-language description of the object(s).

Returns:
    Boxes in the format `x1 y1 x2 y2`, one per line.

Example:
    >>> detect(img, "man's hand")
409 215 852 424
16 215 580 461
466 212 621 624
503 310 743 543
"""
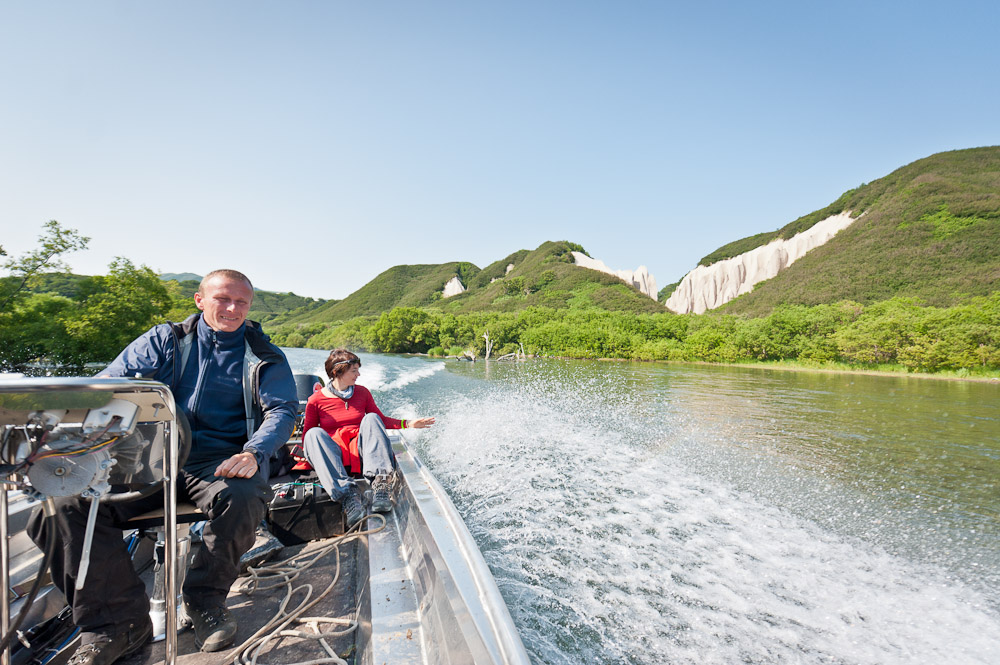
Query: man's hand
215 451 259 479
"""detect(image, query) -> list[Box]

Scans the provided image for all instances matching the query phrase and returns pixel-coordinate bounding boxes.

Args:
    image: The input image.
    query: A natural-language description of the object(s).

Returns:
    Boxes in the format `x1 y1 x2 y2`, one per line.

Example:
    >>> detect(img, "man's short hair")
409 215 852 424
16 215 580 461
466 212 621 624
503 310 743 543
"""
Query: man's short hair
198 269 254 295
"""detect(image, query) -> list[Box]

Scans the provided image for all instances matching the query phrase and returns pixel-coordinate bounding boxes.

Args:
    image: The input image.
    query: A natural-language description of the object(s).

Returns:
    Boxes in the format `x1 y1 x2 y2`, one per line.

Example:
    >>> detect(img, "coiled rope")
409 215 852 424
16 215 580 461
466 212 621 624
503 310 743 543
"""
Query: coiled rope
227 513 387 665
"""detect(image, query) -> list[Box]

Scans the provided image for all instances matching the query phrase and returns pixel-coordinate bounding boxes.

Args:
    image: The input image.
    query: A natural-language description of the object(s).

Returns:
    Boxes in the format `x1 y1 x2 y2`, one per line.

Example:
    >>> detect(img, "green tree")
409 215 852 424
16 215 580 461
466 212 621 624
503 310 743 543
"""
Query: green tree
501 277 527 297
284 331 307 348
61 259 172 363
162 279 201 321
0 293 75 367
367 308 439 353
833 298 923 365
0 220 90 311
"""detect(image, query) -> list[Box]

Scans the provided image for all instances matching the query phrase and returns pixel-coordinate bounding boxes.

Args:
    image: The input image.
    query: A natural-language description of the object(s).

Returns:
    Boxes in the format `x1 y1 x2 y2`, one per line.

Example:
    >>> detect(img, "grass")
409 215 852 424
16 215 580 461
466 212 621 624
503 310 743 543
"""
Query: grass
626 358 1000 382
716 146 1000 316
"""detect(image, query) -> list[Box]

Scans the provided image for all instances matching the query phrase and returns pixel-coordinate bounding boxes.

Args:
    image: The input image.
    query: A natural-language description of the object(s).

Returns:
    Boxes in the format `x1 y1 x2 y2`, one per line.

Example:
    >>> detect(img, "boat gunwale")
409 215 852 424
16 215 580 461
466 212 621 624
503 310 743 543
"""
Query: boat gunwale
359 433 531 665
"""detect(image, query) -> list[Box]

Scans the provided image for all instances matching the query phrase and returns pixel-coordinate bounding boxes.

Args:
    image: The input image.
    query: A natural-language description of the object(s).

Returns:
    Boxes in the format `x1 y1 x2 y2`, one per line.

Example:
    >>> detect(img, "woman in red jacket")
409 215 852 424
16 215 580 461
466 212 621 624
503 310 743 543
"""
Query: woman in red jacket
302 348 435 526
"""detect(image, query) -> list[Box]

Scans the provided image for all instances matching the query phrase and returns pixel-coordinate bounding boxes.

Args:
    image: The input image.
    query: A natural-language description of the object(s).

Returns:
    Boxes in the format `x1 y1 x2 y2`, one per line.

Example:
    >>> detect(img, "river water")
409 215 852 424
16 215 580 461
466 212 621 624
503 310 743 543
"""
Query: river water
284 348 1000 665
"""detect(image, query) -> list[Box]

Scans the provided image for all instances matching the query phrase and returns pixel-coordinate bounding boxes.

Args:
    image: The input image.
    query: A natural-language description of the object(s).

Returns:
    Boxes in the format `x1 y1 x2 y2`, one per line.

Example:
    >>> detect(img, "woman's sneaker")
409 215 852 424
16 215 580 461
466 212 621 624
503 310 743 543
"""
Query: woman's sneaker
371 473 395 513
342 489 365 527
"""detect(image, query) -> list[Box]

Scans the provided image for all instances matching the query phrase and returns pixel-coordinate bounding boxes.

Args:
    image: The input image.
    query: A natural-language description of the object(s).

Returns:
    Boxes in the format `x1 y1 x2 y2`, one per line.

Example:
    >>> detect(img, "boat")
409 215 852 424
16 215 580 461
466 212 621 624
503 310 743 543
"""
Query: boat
0 376 532 665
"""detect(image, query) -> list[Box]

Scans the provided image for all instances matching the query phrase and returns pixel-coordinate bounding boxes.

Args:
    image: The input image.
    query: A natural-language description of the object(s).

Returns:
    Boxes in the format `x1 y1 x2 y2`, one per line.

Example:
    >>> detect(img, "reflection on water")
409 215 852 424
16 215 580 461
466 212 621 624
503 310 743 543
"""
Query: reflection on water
656 366 1000 586
286 349 1000 664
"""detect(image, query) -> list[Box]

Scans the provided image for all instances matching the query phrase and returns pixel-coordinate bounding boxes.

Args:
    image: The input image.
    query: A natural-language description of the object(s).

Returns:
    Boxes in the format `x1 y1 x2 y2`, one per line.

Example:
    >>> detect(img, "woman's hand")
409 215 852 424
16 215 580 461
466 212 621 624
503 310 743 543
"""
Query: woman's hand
408 417 435 429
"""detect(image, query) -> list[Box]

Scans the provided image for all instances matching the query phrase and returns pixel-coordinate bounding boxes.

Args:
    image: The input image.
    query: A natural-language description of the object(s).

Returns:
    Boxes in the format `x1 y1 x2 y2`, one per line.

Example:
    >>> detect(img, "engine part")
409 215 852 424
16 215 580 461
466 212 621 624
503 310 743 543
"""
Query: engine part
26 448 115 498
82 398 139 436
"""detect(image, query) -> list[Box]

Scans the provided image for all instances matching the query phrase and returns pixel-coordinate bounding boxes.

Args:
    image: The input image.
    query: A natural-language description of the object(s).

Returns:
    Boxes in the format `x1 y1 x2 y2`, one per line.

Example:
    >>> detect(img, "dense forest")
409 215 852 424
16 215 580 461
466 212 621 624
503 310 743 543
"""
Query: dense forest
264 298 1000 376
4 223 999 377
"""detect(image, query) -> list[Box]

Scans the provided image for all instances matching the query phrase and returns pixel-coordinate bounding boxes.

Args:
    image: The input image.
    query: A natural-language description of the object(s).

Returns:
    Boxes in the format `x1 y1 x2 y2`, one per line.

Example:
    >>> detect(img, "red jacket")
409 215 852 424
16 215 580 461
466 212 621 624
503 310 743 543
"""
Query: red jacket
302 385 401 474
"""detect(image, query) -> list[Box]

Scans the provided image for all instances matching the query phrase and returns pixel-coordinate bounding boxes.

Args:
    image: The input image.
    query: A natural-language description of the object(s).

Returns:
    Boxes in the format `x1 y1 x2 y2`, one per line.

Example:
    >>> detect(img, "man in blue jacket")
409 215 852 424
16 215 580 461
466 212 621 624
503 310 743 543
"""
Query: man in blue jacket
27 269 298 665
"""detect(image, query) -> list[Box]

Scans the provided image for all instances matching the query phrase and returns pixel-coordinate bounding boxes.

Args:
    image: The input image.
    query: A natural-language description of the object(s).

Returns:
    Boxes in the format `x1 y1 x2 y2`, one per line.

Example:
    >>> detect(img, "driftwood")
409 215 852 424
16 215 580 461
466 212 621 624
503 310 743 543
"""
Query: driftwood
482 330 493 360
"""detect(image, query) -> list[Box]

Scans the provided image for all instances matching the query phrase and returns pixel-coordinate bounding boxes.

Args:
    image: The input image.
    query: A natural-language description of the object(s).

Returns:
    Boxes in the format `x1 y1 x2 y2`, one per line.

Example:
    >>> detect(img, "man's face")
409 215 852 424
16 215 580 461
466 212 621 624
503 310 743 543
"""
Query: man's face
195 276 253 332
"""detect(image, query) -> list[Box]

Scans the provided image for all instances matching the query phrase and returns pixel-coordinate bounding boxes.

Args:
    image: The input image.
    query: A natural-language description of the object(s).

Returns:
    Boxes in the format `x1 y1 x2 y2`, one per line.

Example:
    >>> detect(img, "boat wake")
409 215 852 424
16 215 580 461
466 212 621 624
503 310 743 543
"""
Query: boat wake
362 360 445 392
422 382 1000 665
277 349 1000 664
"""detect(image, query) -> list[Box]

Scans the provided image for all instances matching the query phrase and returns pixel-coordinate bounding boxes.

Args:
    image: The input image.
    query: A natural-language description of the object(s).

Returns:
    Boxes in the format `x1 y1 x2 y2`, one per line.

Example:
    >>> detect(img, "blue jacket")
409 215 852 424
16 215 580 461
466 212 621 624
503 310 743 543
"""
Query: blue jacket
102 313 297 471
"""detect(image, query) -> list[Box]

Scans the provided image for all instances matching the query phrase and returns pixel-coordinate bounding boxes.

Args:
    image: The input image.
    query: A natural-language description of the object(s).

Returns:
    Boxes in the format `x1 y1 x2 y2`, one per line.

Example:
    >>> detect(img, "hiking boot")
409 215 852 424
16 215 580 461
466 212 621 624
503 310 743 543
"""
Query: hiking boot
184 603 237 652
371 473 395 513
239 527 285 574
342 489 365 527
67 617 152 665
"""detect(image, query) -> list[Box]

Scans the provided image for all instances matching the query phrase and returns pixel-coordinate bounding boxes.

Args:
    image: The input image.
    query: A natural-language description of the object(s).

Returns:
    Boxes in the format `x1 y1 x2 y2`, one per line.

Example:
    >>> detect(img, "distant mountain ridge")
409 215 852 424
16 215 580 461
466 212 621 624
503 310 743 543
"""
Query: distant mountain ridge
158 272 202 283
157 274 328 323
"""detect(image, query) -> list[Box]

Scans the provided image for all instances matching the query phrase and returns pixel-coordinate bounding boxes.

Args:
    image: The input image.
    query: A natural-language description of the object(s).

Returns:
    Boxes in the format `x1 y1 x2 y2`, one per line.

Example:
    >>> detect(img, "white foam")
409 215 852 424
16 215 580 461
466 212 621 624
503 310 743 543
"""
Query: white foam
363 361 444 392
425 384 1000 665
271 349 1000 664
282 347 328 379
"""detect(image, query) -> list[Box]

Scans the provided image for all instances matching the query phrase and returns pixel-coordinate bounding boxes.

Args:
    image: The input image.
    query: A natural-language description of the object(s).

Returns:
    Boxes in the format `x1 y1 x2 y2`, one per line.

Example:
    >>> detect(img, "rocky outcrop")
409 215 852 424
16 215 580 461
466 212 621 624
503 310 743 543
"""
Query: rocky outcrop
570 252 658 300
665 211 857 314
491 264 515 284
442 275 466 298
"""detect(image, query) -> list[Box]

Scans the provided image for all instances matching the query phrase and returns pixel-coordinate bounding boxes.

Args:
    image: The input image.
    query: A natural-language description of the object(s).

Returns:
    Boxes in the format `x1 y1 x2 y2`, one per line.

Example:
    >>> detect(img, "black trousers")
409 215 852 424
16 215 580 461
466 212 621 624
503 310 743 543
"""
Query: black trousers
26 459 270 633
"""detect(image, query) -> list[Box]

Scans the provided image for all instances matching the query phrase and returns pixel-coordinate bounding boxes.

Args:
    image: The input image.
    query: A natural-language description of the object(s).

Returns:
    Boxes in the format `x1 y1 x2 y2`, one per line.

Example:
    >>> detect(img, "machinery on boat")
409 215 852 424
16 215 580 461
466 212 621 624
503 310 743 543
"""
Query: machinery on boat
0 376 531 665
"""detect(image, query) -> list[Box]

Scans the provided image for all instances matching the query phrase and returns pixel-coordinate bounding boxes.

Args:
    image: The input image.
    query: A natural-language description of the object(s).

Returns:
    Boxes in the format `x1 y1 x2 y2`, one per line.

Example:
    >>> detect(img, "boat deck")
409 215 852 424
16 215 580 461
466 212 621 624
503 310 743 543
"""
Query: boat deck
5 415 531 665
121 534 363 665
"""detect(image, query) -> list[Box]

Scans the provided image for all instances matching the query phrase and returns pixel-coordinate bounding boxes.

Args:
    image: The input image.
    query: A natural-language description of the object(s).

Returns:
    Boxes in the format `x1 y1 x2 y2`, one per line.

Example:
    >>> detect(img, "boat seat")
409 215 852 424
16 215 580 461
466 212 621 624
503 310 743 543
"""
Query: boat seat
125 502 205 529
126 502 205 643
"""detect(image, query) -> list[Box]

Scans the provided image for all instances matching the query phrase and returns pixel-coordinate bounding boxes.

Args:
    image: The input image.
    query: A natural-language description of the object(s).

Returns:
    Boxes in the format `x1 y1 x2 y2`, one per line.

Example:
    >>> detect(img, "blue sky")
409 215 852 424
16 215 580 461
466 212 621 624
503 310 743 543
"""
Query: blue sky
2 1 997 300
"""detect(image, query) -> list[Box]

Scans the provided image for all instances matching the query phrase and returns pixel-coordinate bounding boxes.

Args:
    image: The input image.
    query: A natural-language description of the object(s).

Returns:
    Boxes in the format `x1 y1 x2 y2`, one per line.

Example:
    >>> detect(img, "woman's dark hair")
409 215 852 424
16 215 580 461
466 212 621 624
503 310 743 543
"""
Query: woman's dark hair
324 348 361 379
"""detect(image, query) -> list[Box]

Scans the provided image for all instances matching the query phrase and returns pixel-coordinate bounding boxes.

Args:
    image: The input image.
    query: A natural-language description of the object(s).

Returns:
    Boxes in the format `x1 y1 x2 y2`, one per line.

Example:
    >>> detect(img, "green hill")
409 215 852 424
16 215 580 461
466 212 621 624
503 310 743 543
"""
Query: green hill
276 241 664 327
6 273 327 325
437 241 663 315
278 261 479 324
159 272 202 282
705 146 1000 316
158 277 327 324
0 272 91 300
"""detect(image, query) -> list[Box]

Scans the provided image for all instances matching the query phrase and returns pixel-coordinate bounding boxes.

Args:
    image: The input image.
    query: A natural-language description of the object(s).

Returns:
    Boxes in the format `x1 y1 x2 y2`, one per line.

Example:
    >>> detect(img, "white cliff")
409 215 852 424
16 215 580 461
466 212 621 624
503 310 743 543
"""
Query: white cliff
441 275 466 298
570 252 658 300
665 211 857 314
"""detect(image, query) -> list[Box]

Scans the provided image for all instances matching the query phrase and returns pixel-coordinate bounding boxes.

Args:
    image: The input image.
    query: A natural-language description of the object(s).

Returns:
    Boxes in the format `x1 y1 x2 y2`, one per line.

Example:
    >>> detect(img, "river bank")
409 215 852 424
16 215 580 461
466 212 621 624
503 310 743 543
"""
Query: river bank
670 358 1000 383
9 351 998 384
490 354 1000 383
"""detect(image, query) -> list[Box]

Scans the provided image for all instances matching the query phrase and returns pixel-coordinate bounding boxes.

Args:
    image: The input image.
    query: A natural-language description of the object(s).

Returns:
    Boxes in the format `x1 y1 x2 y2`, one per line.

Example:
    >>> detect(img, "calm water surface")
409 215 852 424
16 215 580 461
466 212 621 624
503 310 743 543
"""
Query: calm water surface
285 349 1000 665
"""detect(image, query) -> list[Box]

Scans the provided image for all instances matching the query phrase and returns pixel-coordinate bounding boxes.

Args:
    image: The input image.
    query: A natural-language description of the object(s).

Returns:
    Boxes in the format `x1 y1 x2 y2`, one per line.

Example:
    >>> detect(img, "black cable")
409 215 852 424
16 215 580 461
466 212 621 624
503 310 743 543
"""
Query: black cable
0 409 193 652
0 504 58 654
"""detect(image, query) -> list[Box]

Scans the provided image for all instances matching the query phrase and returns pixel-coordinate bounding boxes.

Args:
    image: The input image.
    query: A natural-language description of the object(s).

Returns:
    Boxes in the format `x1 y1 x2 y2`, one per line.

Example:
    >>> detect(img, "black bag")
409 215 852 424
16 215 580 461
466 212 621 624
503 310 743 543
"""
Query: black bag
267 481 344 545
